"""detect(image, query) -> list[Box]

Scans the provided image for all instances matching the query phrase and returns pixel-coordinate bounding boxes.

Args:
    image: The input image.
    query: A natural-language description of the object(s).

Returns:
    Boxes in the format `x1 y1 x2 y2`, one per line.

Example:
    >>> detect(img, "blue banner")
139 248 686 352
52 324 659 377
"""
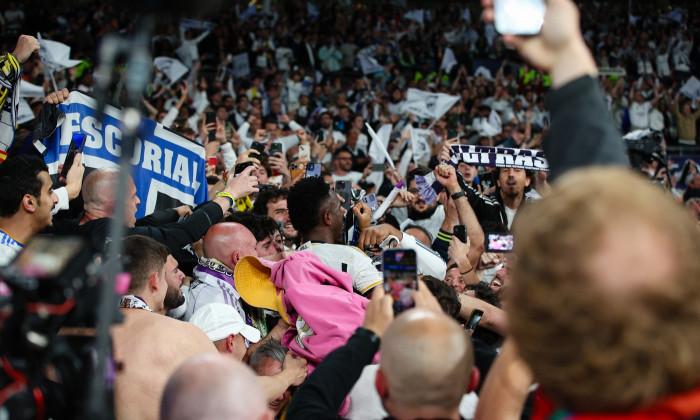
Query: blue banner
43 91 208 219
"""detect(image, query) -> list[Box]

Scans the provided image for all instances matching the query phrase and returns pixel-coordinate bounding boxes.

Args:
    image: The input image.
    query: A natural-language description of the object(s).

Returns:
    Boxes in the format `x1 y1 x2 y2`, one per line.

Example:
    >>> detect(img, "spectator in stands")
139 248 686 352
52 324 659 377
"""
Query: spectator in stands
113 235 216 420
160 354 272 420
189 303 261 361
253 186 298 248
674 92 700 146
250 339 295 417
0 153 83 265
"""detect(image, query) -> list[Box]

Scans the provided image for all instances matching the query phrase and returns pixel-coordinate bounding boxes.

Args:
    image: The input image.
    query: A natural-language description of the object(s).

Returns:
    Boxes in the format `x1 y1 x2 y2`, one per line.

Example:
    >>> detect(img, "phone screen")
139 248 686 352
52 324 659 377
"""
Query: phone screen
494 0 546 35
335 180 352 211
305 162 321 178
465 309 484 331
382 249 418 313
11 236 84 278
486 233 514 252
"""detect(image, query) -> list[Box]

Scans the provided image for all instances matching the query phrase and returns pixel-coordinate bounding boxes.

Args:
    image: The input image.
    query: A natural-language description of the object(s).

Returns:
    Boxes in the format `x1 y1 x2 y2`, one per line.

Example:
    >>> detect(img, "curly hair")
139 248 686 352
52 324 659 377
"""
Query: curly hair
252 186 288 216
287 176 331 236
510 167 700 413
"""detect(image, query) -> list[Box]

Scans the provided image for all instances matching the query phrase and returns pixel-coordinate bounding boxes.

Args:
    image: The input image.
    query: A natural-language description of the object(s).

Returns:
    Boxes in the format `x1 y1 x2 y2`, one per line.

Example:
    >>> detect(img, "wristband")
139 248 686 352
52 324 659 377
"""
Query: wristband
216 192 235 207
451 190 466 200
460 266 474 275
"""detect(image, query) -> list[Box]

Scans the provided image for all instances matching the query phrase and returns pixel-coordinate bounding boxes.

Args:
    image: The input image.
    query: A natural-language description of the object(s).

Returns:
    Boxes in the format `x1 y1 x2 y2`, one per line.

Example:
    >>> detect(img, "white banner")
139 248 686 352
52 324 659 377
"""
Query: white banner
358 55 384 75
403 10 424 26
440 48 458 73
19 80 45 98
407 125 431 164
401 88 460 121
679 76 700 101
232 53 251 78
153 57 189 86
37 33 81 72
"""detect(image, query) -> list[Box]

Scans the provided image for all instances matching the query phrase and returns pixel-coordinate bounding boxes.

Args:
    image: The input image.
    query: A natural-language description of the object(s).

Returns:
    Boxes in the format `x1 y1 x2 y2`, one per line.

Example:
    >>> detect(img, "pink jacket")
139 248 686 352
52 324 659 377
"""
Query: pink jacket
269 250 370 365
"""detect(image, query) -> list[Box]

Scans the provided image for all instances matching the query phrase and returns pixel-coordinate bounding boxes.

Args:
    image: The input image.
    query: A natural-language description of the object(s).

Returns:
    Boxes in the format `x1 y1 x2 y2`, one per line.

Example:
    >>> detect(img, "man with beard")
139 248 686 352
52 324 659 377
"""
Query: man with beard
159 254 187 317
400 167 446 240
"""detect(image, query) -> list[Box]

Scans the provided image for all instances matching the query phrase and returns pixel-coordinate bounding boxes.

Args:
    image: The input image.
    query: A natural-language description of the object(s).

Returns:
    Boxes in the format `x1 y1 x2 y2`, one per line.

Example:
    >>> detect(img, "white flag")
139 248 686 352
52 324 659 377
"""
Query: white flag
153 57 189 86
19 80 45 98
401 88 460 121
232 53 251 78
17 99 35 125
408 126 432 164
679 76 700 101
403 10 425 26
367 123 395 169
440 48 458 73
358 56 384 75
37 33 82 72
474 66 494 81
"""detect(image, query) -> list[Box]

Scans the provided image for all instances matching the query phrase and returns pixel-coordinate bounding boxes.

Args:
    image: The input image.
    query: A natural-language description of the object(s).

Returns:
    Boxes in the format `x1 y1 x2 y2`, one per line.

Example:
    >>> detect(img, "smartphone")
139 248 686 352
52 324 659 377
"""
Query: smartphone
465 309 484 332
205 111 217 142
250 142 266 156
335 180 352 211
485 232 514 252
362 193 379 214
269 142 283 156
298 144 311 161
382 249 418 313
234 161 254 177
447 128 459 140
453 225 468 243
290 161 306 180
61 133 86 179
305 162 322 178
494 0 546 35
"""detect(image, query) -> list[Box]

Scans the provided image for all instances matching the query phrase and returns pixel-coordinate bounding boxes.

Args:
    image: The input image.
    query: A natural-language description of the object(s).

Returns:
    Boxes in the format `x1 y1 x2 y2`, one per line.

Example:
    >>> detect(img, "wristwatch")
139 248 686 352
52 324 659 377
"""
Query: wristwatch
354 327 381 347
451 190 466 200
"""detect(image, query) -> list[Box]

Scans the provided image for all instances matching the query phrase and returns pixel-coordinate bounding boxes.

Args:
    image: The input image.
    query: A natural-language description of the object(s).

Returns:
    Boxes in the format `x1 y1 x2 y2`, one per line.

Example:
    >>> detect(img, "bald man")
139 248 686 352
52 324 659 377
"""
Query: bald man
184 222 258 322
113 236 217 420
286 282 479 419
160 354 273 420
69 166 258 254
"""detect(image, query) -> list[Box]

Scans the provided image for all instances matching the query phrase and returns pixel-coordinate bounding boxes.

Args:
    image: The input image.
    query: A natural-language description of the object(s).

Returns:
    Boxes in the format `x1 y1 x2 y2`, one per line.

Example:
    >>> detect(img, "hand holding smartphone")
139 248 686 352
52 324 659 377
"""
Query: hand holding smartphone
335 180 352 212
61 133 86 179
453 225 468 243
382 249 418 313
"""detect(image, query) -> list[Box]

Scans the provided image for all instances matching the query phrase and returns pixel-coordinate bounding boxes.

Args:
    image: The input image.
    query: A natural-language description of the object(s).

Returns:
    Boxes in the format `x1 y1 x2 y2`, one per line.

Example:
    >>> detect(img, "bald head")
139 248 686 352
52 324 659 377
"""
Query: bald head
378 309 474 416
160 354 272 420
82 168 119 214
202 222 258 269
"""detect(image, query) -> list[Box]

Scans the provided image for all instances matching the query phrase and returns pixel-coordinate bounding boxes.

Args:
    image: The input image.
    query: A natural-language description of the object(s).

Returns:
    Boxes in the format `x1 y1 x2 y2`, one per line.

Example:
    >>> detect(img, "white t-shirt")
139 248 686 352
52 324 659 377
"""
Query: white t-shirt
400 205 446 242
629 101 652 130
332 171 364 186
504 206 517 230
298 242 383 294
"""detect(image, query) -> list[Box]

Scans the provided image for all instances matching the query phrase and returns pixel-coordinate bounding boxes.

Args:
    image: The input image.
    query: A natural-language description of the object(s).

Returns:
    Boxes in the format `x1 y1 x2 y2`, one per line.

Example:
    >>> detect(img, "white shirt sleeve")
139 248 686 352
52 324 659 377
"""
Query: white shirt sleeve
220 142 238 172
161 106 180 129
51 187 70 216
399 232 447 279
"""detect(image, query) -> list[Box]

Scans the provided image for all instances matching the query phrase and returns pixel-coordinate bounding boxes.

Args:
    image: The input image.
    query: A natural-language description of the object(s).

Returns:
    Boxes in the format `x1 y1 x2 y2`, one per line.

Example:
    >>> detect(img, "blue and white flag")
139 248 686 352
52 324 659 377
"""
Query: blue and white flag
43 91 208 219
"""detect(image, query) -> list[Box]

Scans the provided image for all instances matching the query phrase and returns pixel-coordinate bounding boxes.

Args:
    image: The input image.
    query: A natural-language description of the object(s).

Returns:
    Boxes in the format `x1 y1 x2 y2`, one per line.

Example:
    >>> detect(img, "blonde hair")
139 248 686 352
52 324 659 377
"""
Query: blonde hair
510 167 700 413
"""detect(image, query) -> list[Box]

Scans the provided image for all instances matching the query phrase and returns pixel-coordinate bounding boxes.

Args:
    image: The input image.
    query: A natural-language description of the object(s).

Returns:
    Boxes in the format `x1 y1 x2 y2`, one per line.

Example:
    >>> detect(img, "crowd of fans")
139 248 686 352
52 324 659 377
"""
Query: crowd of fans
1 0 700 419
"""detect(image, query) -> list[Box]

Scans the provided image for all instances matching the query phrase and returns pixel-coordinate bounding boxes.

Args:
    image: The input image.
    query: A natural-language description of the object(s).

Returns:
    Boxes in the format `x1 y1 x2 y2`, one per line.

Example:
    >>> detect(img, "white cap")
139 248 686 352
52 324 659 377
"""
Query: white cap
190 303 261 343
